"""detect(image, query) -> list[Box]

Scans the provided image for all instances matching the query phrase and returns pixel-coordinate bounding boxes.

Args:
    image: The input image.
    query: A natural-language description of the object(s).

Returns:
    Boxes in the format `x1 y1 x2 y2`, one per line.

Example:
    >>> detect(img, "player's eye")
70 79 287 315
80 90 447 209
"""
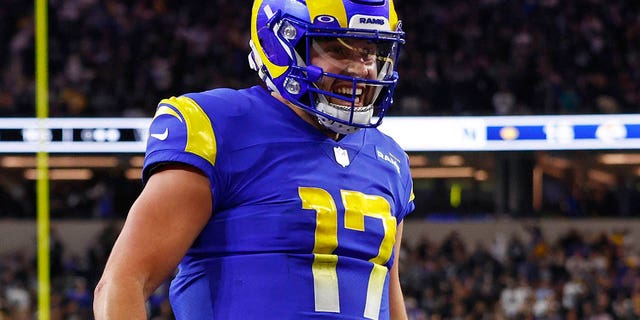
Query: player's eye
357 47 377 62
325 44 350 58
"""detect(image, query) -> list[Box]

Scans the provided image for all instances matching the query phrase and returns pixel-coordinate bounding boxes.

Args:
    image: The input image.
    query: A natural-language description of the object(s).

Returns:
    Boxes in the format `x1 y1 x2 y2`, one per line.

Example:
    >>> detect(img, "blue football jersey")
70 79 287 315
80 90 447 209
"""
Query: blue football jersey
143 86 415 319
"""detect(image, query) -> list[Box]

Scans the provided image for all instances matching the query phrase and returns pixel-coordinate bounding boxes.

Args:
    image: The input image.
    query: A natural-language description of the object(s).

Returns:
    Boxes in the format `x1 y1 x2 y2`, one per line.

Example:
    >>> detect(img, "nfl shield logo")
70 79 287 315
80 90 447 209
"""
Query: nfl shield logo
333 146 350 167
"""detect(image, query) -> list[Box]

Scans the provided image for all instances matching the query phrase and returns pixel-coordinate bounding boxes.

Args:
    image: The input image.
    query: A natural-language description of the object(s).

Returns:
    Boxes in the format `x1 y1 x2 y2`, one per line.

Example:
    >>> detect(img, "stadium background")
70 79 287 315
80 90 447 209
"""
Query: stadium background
1 0 640 319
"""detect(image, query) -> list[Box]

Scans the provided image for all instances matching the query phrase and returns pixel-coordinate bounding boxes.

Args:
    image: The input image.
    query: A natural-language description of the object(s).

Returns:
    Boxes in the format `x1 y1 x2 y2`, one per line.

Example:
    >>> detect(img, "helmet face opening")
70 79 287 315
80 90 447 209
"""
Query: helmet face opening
249 0 405 134
305 35 399 127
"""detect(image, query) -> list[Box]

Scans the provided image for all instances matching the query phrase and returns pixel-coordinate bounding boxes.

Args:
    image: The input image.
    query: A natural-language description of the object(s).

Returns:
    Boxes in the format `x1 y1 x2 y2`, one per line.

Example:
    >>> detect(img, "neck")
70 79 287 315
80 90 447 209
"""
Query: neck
271 91 340 140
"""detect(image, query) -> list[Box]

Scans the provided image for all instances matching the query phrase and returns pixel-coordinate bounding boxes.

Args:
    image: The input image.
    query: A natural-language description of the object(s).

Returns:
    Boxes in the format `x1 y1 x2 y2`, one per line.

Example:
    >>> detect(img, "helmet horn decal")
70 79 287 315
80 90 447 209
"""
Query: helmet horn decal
388 0 398 29
251 0 288 78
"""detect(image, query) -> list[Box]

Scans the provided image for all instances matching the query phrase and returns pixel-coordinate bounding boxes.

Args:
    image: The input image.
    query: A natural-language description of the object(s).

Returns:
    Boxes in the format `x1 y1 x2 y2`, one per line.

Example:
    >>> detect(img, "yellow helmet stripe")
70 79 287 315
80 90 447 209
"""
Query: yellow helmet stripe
307 0 348 28
389 0 399 30
251 0 288 78
156 96 217 166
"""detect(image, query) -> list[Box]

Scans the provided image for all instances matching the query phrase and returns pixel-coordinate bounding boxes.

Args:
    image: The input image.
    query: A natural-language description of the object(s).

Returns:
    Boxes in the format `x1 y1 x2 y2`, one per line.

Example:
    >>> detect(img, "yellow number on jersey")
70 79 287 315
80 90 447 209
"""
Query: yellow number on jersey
299 187 396 320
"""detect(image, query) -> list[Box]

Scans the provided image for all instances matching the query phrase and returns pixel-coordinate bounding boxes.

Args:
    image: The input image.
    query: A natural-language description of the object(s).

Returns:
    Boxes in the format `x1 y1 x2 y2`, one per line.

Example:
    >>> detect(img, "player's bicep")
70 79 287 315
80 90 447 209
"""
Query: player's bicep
104 165 212 297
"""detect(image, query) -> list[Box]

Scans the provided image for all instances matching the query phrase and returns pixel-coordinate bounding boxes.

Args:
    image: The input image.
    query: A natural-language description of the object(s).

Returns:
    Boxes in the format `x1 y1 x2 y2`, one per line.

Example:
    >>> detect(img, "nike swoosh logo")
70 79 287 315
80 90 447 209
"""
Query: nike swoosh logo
150 128 169 141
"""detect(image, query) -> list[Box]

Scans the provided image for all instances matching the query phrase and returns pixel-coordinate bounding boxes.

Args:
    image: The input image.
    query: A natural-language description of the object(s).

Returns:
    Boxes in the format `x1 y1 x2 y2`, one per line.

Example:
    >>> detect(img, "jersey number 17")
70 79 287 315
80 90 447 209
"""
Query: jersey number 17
298 187 397 320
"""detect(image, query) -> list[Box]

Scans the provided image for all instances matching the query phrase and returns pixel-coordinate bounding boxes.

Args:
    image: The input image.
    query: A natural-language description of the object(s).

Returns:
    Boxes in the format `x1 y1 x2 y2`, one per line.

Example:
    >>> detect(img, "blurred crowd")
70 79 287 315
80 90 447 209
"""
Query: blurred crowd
0 0 638 118
393 0 640 116
0 0 255 117
0 223 119 320
0 169 139 219
1 224 639 319
399 226 640 319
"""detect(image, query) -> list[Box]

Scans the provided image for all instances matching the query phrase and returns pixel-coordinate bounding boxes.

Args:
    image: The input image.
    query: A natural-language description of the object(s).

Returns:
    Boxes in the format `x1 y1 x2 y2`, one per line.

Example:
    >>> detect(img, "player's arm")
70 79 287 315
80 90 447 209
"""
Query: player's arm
389 221 408 320
93 164 212 319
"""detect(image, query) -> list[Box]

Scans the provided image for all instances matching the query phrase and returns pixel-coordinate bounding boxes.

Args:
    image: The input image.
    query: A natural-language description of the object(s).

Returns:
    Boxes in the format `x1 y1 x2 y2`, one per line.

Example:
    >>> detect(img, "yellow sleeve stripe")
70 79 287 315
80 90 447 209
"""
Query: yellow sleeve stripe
156 96 217 166
154 105 183 122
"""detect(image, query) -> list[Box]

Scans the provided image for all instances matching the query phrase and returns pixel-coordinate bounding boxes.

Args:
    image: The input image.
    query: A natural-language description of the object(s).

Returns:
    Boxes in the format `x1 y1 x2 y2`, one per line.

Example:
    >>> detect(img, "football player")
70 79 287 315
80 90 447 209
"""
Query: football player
94 0 414 319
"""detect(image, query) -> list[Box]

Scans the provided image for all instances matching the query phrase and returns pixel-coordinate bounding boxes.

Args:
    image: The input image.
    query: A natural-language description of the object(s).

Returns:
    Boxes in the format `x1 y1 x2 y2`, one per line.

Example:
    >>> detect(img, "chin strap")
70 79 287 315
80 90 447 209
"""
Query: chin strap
314 95 374 135
248 40 279 93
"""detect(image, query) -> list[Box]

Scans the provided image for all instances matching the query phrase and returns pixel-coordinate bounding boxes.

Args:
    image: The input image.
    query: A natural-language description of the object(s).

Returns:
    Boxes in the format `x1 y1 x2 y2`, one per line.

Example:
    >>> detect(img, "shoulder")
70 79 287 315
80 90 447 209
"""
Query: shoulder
365 128 408 162
358 128 415 220
150 86 273 143
182 86 271 117
142 88 271 183
364 127 413 185
368 128 416 219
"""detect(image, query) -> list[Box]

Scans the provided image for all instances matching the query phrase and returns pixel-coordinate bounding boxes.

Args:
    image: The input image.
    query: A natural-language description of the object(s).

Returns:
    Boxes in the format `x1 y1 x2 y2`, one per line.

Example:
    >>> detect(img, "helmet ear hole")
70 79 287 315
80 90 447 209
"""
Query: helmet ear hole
294 40 307 64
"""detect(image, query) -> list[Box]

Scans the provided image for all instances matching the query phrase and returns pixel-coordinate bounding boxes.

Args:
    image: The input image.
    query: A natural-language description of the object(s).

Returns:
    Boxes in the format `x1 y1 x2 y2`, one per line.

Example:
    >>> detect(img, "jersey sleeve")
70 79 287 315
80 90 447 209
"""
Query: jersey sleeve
142 96 218 185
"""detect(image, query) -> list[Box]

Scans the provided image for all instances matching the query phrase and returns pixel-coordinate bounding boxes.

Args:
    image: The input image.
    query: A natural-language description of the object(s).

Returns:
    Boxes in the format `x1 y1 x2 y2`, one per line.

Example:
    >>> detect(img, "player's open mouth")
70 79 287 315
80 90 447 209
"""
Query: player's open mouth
331 86 364 107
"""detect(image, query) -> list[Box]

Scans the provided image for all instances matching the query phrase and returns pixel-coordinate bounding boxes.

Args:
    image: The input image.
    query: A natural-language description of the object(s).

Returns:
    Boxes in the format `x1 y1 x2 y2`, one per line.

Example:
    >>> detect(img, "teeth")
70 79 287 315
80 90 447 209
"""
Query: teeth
334 87 362 96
